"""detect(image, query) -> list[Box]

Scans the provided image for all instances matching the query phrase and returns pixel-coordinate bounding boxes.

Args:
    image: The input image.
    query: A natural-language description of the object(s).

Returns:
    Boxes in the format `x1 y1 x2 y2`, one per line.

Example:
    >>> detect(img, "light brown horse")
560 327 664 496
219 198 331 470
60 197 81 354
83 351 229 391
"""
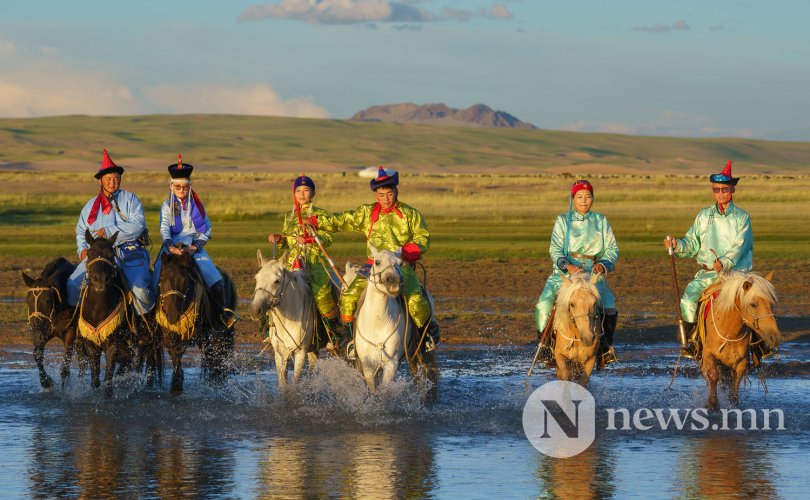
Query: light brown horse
700 271 780 410
552 273 603 385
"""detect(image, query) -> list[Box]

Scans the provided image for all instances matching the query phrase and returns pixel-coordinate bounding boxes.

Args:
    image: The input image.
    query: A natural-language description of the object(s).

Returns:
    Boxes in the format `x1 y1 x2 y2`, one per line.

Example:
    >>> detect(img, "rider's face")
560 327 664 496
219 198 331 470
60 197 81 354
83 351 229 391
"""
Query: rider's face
376 187 396 209
98 173 120 195
712 183 734 206
294 185 313 205
171 182 190 200
573 190 593 215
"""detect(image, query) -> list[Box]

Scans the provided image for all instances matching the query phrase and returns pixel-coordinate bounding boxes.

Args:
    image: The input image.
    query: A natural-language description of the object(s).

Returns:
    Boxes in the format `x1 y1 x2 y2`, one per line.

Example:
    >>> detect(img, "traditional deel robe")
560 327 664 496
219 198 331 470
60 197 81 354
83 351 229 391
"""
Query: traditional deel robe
67 189 154 314
317 201 431 327
674 201 753 322
535 211 619 332
278 203 336 317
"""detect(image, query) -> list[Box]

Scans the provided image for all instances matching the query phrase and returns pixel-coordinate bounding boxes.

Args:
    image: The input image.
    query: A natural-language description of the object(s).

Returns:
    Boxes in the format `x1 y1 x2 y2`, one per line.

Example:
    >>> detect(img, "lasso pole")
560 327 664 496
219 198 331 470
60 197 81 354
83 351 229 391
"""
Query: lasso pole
666 236 686 347
304 225 347 289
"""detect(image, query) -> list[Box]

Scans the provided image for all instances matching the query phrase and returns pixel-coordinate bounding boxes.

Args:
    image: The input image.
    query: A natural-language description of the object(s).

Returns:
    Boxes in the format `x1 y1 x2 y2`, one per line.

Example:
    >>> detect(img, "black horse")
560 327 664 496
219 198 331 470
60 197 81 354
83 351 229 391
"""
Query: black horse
78 230 138 391
156 250 236 395
22 257 82 388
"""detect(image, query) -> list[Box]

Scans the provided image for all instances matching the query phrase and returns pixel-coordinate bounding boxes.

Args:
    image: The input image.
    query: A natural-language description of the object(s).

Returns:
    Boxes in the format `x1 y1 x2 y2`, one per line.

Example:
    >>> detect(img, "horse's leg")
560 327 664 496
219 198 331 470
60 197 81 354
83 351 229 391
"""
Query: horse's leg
307 351 318 372
702 354 720 411
103 342 118 396
60 327 77 387
168 336 186 396
361 360 377 392
274 350 288 389
581 354 598 386
292 349 307 384
33 332 54 389
554 349 570 381
88 344 101 389
730 357 747 407
381 361 398 386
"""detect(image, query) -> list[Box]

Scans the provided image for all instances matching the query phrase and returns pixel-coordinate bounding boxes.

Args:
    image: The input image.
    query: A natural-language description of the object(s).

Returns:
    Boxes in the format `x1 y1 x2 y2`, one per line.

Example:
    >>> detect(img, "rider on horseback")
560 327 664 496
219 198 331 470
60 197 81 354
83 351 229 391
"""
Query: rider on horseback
311 167 440 352
267 174 343 338
664 161 754 359
152 154 236 328
67 149 154 318
534 179 620 367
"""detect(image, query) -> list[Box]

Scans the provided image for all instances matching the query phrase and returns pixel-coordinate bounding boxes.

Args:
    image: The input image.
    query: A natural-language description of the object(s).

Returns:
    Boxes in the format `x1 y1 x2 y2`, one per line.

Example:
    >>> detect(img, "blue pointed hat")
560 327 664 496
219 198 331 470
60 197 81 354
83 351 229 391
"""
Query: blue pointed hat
370 166 399 191
709 160 739 185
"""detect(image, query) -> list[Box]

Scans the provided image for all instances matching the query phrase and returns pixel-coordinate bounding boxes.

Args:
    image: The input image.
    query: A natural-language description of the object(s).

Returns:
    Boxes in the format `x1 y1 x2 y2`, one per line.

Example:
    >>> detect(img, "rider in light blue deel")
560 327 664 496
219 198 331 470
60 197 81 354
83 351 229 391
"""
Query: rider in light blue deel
665 161 753 359
66 149 154 316
152 154 236 328
534 179 620 367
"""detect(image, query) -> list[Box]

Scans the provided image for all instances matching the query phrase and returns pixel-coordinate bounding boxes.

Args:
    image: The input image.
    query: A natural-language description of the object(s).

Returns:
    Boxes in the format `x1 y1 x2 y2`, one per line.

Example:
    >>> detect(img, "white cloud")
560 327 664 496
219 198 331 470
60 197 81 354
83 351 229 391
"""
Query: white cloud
143 84 330 118
488 4 513 20
238 0 434 25
633 19 690 33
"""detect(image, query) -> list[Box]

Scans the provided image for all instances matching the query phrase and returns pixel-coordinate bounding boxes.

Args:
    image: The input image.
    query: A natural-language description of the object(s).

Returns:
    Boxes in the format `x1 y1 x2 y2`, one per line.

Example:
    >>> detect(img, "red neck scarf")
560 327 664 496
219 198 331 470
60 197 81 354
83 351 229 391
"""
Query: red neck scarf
87 191 114 225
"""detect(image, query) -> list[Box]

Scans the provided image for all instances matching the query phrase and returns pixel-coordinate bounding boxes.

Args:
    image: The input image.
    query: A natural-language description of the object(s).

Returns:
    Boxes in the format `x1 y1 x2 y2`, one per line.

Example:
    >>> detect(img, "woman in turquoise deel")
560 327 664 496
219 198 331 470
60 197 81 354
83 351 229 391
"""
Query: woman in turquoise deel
534 179 620 367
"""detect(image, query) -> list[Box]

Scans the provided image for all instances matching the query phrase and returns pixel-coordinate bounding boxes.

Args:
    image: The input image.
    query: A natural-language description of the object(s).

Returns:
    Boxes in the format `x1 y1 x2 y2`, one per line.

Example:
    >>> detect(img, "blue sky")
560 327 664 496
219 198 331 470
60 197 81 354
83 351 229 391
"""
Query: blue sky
1 0 808 140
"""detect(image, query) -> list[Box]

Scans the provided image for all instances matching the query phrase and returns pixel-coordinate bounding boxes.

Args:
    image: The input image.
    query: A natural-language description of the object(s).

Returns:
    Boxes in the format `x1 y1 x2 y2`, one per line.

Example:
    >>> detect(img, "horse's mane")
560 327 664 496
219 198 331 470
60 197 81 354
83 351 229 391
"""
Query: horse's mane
553 273 601 331
714 271 777 314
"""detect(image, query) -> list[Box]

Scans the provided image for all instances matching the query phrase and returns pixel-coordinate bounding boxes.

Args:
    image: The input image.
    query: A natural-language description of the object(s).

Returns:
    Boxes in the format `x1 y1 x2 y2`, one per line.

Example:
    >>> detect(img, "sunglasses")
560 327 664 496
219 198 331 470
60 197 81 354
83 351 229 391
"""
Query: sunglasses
712 187 732 194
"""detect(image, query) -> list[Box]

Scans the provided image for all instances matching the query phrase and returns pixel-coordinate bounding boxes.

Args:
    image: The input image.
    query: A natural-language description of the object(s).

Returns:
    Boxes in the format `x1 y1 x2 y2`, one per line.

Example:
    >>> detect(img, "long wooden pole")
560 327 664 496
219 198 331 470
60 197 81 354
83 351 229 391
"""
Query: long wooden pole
667 236 686 346
305 226 347 289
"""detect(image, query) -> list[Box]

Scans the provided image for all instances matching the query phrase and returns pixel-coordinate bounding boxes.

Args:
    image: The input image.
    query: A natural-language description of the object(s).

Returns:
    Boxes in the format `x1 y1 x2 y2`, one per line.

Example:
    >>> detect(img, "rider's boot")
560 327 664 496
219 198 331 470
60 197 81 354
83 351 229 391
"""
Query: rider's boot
211 281 238 329
680 321 698 359
323 311 346 353
423 318 441 352
340 315 356 361
599 312 618 369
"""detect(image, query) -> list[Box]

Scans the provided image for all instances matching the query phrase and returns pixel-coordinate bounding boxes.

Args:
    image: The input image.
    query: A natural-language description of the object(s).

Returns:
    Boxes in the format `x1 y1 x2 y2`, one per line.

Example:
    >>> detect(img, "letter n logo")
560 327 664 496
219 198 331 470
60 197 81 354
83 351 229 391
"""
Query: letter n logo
522 381 596 458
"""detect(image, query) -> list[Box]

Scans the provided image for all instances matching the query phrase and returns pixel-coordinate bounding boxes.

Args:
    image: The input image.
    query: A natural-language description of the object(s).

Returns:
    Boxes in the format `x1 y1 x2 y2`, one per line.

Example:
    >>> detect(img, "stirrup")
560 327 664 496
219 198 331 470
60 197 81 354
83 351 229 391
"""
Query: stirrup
424 338 436 353
345 340 356 361
601 345 618 365
221 308 239 329
680 343 697 360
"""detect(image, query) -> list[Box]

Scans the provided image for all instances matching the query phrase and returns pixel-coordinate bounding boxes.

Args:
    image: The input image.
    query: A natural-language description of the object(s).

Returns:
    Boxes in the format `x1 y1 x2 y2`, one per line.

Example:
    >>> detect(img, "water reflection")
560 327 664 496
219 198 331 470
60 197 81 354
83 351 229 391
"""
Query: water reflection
678 435 777 498
536 445 616 499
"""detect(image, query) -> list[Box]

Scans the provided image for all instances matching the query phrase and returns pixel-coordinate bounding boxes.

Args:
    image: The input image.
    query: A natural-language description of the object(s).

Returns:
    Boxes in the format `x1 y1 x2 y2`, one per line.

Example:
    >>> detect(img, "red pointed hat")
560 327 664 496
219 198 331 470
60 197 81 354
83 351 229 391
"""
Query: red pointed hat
370 165 399 191
94 149 125 179
168 153 194 179
709 160 739 185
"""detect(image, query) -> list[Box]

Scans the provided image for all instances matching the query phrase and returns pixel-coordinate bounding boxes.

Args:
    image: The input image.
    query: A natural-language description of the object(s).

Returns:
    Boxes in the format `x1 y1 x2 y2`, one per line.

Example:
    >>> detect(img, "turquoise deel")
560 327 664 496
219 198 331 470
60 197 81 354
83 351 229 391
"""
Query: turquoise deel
67 189 154 315
534 211 619 332
674 202 753 322
152 195 224 291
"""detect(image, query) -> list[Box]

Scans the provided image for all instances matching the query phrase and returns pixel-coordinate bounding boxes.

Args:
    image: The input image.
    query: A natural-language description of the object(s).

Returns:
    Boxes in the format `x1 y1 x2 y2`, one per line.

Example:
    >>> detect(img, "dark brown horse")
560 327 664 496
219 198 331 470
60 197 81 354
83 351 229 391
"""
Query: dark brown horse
22 257 81 388
78 230 135 390
156 250 235 395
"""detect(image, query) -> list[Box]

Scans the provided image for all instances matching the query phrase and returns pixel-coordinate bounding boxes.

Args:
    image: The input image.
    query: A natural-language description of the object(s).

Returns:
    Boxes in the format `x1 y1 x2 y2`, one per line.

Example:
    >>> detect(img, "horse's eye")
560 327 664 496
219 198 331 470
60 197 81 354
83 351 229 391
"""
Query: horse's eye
275 279 281 285
375 260 380 266
750 303 757 308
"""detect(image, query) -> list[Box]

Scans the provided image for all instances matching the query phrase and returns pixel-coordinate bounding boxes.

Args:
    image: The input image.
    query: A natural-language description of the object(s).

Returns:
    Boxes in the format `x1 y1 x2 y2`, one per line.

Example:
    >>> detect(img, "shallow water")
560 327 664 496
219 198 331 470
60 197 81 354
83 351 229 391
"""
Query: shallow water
1 340 808 498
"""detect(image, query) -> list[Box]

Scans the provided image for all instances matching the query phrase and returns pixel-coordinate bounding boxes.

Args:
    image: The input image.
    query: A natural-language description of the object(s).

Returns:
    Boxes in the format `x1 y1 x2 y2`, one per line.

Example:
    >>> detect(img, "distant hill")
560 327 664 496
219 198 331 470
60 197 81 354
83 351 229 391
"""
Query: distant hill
351 103 537 130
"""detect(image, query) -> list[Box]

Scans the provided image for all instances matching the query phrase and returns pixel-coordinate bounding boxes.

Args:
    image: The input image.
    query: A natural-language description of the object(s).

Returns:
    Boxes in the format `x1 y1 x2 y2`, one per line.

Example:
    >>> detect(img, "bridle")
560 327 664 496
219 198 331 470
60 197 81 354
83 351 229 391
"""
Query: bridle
558 296 604 350
27 285 63 330
86 255 117 282
159 270 195 314
255 267 292 310
736 302 775 336
369 260 403 296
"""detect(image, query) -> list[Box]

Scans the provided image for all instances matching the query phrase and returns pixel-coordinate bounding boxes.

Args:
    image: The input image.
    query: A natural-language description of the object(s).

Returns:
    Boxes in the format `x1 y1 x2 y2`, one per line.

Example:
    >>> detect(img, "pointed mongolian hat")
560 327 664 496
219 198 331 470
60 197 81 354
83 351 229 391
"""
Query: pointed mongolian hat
94 149 125 179
168 153 194 180
369 166 399 191
709 160 739 186
293 172 315 193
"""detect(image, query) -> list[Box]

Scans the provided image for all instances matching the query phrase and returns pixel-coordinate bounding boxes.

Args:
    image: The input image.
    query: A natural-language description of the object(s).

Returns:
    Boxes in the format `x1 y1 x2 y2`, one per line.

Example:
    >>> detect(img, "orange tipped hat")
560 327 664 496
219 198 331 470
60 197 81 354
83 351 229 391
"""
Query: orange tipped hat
94 149 125 179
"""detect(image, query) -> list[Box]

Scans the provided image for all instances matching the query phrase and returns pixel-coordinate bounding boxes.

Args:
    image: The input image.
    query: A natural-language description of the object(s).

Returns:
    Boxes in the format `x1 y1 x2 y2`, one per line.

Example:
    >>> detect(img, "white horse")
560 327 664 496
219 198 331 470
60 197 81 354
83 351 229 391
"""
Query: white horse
354 245 435 392
251 249 317 388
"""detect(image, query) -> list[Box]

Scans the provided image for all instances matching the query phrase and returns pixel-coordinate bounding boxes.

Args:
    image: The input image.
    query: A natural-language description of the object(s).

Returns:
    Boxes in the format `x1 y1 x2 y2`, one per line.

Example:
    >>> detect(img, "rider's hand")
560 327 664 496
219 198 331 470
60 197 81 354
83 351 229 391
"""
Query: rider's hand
566 264 581 275
713 259 723 272
593 263 606 275
169 246 183 256
268 233 282 245
185 245 198 255
95 228 107 238
295 235 307 245
664 236 676 250
301 218 315 228
80 249 88 260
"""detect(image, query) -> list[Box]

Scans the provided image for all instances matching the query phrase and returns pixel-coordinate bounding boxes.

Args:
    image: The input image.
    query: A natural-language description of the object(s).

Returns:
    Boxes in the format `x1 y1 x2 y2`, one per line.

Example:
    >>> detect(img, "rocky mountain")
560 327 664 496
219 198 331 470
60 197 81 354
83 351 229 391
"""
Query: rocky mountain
351 103 536 129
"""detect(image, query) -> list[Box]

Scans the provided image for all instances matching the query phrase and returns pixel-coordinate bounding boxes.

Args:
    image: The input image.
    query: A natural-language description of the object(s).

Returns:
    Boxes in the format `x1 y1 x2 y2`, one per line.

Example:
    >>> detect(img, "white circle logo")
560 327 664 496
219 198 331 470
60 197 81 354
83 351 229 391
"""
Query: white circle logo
523 380 596 458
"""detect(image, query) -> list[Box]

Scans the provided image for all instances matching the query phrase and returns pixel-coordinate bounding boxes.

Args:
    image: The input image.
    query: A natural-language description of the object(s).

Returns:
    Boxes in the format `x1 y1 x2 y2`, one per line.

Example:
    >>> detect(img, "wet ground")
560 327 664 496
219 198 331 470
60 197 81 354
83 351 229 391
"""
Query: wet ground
1 336 809 498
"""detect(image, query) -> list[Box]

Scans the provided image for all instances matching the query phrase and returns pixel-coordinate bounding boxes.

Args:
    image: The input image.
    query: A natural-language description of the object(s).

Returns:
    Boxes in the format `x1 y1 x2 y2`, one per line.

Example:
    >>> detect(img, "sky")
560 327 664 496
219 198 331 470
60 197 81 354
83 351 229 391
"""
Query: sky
1 0 808 140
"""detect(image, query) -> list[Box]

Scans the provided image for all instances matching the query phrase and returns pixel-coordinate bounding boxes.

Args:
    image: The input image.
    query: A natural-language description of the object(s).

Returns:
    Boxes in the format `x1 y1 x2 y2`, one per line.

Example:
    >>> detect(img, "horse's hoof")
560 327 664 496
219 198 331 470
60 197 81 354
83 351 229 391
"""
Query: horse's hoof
40 376 54 389
170 386 183 396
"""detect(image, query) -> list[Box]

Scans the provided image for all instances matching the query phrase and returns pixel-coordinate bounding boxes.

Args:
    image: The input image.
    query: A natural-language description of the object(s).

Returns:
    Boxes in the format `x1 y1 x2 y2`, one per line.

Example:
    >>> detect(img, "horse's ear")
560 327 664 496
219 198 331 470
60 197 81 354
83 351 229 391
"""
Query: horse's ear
108 231 119 245
589 273 599 285
743 280 753 291
561 274 572 286
21 271 35 288
368 243 379 258
257 249 265 268
764 271 774 282
85 228 95 245
345 261 353 272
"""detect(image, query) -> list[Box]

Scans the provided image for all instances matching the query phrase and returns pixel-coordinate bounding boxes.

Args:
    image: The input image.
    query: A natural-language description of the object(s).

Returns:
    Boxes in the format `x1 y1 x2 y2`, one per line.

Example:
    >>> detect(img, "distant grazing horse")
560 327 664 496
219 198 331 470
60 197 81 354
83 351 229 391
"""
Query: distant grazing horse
78 230 135 390
699 271 780 410
156 249 236 395
354 245 437 393
551 273 603 386
251 249 318 388
22 257 80 388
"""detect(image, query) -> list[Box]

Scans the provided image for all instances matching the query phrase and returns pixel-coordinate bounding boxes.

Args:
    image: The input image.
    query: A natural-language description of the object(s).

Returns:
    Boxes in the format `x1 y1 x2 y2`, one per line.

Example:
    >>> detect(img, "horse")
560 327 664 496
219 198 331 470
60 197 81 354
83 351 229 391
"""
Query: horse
78 230 136 390
156 249 236 395
698 271 780 410
22 257 82 388
353 244 437 393
551 272 603 386
251 249 318 388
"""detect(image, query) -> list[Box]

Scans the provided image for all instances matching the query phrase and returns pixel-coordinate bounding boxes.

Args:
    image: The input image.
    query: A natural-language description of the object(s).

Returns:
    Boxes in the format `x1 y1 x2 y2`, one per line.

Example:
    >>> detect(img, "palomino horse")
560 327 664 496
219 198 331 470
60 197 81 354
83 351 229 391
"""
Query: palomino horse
22 257 81 388
156 250 236 395
251 249 318 388
354 245 437 392
552 273 603 386
699 271 780 410
78 230 135 390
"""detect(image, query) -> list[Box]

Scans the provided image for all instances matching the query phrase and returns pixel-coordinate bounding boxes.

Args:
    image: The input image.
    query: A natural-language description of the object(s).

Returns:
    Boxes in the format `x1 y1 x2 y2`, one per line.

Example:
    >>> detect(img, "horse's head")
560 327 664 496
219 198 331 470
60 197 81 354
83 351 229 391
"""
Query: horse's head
368 244 403 297
158 250 196 324
85 229 119 293
252 249 289 319
554 273 603 347
717 271 780 349
22 269 63 331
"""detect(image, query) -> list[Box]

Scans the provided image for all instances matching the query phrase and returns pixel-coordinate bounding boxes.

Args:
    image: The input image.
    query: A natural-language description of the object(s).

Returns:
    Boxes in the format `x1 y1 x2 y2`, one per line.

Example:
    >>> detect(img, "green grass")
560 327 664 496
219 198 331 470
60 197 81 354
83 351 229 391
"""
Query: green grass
1 171 808 261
